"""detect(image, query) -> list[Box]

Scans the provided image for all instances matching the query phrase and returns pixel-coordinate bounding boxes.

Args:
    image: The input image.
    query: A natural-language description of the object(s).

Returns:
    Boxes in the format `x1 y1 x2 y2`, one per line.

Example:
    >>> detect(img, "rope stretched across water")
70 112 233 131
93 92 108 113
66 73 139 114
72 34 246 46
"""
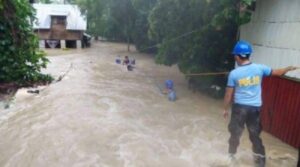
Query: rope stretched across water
139 29 200 52
185 72 229 76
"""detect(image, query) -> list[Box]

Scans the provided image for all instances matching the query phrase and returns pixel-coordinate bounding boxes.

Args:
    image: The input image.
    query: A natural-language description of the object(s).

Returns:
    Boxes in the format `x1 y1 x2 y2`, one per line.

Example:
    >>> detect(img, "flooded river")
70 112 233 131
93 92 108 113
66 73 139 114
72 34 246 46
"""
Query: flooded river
0 42 297 167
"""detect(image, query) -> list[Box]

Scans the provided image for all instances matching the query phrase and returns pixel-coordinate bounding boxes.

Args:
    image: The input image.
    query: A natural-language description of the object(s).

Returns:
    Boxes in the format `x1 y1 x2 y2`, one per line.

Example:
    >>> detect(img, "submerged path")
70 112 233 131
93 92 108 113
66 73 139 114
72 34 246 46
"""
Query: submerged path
0 42 297 167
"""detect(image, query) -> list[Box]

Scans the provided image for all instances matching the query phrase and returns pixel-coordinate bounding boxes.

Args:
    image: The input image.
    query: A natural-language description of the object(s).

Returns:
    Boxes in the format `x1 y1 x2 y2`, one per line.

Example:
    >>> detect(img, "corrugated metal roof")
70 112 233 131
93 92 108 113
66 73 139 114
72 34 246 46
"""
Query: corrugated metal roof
33 4 87 31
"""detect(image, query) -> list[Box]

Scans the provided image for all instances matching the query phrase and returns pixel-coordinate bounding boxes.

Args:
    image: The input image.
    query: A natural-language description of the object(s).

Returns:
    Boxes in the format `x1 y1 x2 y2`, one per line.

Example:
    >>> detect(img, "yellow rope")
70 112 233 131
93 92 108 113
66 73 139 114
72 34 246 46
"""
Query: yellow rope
185 72 229 76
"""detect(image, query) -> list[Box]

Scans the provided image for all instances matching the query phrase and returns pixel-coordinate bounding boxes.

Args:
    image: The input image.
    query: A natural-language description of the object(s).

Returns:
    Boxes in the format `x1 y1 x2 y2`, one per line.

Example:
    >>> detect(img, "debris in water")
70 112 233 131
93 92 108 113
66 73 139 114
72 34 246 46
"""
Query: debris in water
27 90 40 94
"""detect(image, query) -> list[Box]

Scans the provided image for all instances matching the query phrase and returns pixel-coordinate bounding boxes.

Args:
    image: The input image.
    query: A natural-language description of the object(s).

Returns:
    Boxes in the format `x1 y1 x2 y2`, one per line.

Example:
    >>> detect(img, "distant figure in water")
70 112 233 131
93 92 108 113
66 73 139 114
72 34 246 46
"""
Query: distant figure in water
168 89 176 101
164 80 176 101
165 80 174 90
123 56 130 65
130 59 135 65
115 55 121 64
127 64 133 71
123 56 135 71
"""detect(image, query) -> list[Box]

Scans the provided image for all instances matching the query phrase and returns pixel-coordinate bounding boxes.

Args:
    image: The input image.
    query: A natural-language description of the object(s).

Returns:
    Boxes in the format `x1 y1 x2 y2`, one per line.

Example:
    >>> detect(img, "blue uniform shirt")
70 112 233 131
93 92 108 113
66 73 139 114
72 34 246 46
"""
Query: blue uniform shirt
227 63 272 107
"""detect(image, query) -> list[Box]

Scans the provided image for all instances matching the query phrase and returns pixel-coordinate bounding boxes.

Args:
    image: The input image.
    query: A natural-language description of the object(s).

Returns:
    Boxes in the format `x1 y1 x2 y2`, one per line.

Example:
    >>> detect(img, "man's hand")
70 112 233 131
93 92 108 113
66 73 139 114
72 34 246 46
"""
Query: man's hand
272 66 299 76
223 87 234 119
223 109 229 119
287 66 298 71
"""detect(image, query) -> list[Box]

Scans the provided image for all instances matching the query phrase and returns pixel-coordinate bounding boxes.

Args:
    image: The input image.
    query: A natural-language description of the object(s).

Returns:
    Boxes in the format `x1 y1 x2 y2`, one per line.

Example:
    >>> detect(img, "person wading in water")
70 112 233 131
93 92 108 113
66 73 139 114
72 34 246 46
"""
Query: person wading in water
223 40 297 167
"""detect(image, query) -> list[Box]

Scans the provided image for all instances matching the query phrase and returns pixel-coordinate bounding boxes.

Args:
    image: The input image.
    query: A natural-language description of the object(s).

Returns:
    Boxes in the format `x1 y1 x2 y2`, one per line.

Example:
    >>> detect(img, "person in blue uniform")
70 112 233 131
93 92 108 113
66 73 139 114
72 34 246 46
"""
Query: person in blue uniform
164 80 176 101
223 40 297 167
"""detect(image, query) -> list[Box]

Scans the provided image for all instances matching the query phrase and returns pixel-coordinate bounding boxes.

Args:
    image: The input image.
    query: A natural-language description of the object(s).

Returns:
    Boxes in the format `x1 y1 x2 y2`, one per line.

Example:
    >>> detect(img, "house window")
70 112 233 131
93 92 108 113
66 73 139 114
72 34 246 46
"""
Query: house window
51 16 66 26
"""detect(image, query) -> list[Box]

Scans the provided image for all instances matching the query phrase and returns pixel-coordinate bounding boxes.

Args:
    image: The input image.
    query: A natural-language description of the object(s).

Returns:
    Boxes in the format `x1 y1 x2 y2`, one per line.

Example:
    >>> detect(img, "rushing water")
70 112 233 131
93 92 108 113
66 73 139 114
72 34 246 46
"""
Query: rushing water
0 42 297 167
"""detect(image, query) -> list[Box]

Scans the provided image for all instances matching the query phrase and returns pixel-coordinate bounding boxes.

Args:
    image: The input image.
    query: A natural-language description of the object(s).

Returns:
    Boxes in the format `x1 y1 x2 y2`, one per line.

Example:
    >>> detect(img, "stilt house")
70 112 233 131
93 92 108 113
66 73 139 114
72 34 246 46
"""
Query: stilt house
33 3 87 49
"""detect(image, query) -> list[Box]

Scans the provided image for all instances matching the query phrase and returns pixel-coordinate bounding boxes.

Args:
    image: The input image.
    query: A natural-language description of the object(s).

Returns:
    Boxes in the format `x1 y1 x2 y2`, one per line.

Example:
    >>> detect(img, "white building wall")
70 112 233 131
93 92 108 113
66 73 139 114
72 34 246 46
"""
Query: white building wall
240 0 300 79
39 40 45 49
33 4 87 31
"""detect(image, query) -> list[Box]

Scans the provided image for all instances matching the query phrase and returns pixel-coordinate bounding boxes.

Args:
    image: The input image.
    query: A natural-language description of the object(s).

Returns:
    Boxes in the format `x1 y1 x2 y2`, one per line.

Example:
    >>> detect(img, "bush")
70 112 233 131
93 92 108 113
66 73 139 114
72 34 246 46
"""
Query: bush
0 0 52 85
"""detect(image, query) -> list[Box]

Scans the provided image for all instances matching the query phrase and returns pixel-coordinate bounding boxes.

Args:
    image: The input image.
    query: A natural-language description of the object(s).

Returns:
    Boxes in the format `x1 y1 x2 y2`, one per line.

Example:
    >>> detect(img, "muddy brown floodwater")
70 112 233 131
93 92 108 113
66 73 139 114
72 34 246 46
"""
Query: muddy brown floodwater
0 42 297 167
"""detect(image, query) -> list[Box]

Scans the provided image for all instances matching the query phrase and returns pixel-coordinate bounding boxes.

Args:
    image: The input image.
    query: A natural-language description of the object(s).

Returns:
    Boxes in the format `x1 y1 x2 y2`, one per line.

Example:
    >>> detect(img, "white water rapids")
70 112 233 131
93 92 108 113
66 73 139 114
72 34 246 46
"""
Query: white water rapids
0 42 297 167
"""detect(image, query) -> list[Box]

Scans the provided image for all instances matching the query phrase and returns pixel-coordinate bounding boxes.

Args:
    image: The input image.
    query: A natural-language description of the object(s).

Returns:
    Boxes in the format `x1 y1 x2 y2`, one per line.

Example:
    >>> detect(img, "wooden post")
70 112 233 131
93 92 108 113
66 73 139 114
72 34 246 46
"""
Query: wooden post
76 40 82 49
60 40 66 49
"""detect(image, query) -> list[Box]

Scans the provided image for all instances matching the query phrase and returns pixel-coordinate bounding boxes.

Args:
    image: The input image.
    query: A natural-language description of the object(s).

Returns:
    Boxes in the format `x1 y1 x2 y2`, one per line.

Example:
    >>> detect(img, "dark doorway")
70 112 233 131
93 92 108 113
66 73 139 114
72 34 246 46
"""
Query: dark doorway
66 40 77 48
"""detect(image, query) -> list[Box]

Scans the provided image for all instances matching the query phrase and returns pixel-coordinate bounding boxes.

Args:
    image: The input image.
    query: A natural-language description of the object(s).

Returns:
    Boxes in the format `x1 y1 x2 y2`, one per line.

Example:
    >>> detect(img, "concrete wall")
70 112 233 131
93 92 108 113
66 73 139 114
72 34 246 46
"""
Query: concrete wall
240 0 300 71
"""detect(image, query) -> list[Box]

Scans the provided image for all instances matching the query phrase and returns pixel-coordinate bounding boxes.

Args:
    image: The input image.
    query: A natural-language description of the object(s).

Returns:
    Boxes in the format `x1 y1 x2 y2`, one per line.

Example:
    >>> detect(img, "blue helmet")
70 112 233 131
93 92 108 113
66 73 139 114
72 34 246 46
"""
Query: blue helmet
165 80 174 89
232 40 252 57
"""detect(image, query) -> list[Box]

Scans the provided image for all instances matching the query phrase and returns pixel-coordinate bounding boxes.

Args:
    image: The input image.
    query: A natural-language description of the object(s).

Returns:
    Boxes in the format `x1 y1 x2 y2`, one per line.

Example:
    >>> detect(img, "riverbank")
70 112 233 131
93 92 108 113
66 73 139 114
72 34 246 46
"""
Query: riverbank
0 48 76 109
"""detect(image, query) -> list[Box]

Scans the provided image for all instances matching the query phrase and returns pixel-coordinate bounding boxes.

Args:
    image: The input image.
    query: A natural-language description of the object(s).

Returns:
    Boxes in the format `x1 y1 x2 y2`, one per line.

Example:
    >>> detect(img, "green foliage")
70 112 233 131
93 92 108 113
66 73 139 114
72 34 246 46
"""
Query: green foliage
148 0 255 96
131 0 157 52
76 0 110 38
0 0 53 85
109 0 137 42
39 0 53 4
76 0 134 40
76 0 156 52
75 0 255 97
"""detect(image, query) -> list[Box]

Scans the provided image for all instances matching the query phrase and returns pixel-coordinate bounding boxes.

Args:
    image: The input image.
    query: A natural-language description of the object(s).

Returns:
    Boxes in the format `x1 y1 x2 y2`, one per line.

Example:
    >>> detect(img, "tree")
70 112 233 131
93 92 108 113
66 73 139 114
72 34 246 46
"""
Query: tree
109 0 137 51
38 0 53 3
76 0 109 38
148 0 254 96
131 0 157 52
76 0 155 52
77 0 136 50
0 0 52 85
75 0 255 97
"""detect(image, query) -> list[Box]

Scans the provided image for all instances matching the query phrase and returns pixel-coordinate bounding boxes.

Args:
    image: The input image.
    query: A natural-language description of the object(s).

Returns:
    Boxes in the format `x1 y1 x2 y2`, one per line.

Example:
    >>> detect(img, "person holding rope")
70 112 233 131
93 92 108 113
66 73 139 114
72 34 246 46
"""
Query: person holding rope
163 80 176 101
223 40 297 167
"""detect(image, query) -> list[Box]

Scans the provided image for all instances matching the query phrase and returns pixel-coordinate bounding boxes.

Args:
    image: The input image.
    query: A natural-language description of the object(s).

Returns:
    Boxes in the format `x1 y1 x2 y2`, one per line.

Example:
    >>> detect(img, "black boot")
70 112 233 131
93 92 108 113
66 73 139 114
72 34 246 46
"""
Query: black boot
254 154 265 167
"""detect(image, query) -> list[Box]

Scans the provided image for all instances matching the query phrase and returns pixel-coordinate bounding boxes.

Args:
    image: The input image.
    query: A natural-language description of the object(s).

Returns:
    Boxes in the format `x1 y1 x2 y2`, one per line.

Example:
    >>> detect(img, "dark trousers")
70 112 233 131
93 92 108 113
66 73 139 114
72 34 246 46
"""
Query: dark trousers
228 104 265 159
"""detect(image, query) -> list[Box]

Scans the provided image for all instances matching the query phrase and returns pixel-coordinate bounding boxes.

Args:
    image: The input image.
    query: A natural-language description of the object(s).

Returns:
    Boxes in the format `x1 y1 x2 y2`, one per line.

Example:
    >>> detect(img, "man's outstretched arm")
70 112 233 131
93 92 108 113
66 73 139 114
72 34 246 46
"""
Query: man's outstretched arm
271 66 298 76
